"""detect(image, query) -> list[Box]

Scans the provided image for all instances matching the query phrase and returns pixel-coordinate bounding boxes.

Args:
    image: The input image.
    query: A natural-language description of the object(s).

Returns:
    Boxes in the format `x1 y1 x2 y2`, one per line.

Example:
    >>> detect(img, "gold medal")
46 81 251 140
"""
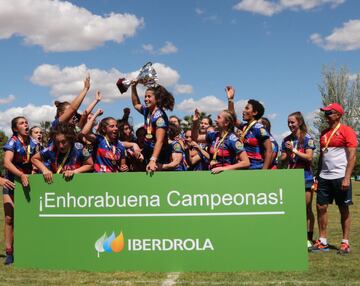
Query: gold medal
145 133 153 139
210 160 217 166
112 160 117 165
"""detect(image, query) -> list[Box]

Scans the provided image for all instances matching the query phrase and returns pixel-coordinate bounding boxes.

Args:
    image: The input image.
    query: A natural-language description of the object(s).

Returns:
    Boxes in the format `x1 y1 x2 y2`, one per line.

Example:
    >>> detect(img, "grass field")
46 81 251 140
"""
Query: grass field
0 182 359 286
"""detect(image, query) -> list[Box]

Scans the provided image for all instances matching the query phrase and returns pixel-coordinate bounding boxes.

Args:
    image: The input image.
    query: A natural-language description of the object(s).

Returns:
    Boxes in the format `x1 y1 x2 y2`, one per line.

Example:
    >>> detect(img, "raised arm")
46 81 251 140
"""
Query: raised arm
131 81 142 113
225 86 241 128
78 90 102 129
58 74 91 123
79 108 104 143
191 108 206 143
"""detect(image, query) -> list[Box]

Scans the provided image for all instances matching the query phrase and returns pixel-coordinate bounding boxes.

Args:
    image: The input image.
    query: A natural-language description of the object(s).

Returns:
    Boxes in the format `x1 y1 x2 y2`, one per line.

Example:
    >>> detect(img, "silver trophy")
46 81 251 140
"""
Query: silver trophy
116 62 158 94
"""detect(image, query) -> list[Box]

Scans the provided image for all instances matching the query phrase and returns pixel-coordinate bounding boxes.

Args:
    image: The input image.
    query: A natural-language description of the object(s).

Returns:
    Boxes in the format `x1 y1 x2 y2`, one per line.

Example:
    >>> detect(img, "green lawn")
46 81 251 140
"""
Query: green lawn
0 182 359 285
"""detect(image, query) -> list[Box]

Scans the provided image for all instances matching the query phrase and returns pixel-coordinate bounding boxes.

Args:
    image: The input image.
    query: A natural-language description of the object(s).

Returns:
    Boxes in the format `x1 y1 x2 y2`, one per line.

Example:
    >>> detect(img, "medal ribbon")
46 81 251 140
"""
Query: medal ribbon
18 136 31 163
323 123 341 152
212 132 228 162
104 136 117 161
240 120 257 142
56 149 71 174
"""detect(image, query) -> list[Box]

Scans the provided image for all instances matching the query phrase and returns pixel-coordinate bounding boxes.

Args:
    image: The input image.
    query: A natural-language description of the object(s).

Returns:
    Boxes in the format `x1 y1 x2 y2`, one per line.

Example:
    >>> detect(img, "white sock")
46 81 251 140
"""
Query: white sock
341 239 349 245
319 237 327 245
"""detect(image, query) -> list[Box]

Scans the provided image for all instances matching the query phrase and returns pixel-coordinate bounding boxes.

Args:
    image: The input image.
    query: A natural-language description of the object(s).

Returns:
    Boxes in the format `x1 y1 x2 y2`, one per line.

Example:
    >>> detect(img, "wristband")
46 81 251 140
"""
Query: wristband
150 156 157 162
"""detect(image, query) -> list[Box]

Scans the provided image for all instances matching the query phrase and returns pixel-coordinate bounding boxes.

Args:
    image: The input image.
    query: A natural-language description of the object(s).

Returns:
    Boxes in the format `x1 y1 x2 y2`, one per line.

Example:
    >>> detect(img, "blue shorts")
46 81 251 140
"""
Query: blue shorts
3 187 14 196
316 177 353 206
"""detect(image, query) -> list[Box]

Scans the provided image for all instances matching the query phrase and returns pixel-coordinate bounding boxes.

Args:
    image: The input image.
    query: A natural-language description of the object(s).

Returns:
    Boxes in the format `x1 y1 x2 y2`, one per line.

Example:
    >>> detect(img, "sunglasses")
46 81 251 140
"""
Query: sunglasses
324 110 335 116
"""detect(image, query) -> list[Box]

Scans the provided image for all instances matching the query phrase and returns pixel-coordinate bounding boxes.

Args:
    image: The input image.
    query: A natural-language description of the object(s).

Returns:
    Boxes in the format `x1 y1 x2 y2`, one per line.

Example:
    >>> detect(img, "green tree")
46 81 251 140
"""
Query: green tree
312 65 360 175
40 121 51 145
0 130 9 176
182 112 212 130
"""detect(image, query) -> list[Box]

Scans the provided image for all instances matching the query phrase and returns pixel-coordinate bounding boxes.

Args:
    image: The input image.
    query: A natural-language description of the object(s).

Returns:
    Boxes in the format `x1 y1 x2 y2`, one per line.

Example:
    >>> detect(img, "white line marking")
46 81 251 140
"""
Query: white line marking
162 272 180 286
39 211 285 218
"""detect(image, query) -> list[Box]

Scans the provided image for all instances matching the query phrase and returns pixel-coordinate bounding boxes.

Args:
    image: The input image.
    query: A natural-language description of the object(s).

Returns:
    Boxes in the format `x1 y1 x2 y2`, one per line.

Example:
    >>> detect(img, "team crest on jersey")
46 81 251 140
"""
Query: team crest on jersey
308 139 314 148
173 142 182 152
75 142 83 149
156 118 165 127
235 141 243 150
260 128 267 136
83 148 90 157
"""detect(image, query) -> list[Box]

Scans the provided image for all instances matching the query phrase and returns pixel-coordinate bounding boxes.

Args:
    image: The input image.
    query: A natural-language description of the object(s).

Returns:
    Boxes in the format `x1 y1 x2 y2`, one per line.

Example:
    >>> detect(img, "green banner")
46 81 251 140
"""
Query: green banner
15 170 308 272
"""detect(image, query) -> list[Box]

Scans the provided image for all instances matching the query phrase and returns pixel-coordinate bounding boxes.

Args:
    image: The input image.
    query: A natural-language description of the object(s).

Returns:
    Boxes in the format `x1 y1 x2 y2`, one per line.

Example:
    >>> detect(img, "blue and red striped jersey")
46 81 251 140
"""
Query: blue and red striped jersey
206 131 245 169
93 135 126 173
40 142 90 173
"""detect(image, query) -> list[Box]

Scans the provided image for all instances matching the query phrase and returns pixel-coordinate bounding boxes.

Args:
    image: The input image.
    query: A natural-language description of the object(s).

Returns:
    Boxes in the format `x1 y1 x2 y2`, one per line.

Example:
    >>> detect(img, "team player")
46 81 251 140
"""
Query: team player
192 108 250 174
80 110 129 173
131 82 174 174
3 117 39 265
259 117 279 169
31 122 93 183
310 103 357 254
184 129 210 171
226 86 272 169
280 112 316 245
158 123 187 171
52 74 91 128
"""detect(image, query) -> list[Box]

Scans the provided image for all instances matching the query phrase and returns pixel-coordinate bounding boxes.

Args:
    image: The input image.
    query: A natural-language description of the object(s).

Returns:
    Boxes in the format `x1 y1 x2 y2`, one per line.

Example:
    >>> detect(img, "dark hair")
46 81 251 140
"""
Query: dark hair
49 122 77 145
288 111 308 147
30 126 42 137
260 117 271 132
169 115 181 125
221 110 236 133
136 126 146 137
118 121 133 141
54 101 70 118
147 85 174 111
201 116 213 126
11 116 27 135
98 117 118 138
248 99 264 120
168 123 181 140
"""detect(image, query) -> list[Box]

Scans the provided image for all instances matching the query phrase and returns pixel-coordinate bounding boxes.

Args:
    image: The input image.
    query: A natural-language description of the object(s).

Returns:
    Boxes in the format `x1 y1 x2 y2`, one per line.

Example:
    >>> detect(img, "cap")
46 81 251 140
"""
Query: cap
320 103 344 115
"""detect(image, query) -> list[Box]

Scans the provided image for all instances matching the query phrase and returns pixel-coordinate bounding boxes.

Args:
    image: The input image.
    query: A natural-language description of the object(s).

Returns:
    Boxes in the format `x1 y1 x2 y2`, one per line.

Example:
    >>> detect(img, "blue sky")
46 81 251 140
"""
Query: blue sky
0 0 359 140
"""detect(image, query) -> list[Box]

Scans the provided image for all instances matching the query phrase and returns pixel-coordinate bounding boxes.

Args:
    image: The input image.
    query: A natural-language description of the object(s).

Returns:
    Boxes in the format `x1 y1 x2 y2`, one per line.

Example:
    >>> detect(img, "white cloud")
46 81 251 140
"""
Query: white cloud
0 104 56 136
142 44 155 54
0 0 144 52
159 41 178 54
310 20 360 51
266 113 277 119
176 96 248 115
177 96 227 114
0 94 16 105
233 0 345 16
233 0 281 16
142 41 178 55
30 63 191 102
195 8 204 15
174 84 193 94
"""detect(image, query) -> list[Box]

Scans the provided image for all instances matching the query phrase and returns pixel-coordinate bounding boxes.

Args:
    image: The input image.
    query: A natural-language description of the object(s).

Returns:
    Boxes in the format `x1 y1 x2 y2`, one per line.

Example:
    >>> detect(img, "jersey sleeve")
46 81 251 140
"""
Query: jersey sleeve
229 134 245 155
3 137 16 152
344 126 358 148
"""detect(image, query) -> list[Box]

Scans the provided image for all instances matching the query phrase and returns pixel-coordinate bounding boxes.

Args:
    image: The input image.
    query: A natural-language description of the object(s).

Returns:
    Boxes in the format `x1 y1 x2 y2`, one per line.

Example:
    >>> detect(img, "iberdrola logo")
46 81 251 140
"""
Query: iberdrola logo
95 231 124 257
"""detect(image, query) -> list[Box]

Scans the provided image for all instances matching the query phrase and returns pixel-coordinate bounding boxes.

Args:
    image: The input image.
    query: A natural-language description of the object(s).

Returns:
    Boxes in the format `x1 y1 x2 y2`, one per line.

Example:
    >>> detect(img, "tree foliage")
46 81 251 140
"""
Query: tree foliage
312 65 360 175
0 130 9 176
